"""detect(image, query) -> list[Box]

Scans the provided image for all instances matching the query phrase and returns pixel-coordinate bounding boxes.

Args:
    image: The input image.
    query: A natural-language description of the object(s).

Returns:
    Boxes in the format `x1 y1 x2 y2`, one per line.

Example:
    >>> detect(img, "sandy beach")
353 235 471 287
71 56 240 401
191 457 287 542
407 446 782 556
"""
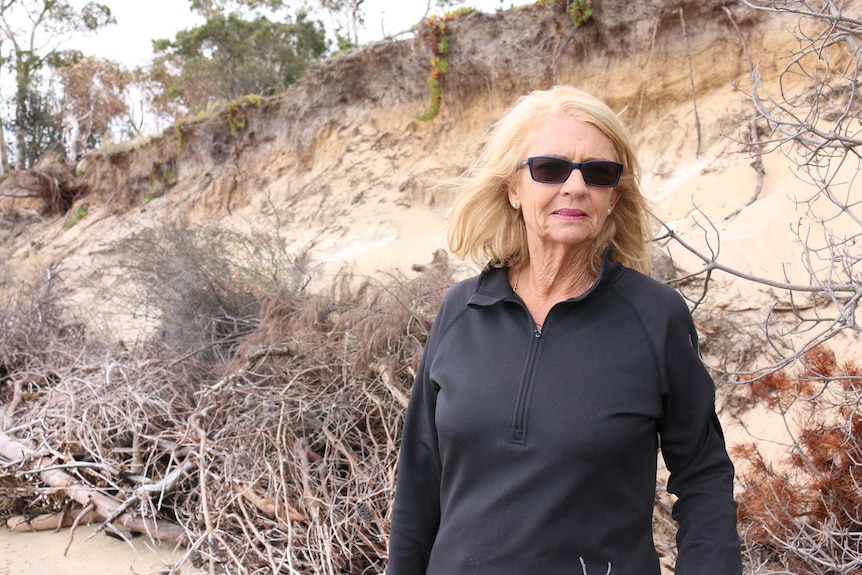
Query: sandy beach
0 528 195 575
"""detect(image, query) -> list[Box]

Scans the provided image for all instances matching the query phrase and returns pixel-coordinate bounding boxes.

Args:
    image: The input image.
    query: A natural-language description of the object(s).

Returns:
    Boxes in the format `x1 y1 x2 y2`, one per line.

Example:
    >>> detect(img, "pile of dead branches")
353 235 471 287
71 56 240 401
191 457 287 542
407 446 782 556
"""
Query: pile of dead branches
0 252 455 574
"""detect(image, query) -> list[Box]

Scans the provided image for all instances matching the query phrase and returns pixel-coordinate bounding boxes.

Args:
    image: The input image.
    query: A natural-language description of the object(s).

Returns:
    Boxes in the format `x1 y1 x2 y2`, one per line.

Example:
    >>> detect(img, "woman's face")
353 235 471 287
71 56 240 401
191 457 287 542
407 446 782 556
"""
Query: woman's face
508 114 620 258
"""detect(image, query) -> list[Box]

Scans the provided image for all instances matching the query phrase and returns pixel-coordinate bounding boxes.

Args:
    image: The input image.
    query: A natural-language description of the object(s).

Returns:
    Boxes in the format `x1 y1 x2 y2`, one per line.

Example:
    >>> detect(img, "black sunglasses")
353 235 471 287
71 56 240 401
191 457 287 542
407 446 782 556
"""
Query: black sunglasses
520 156 623 187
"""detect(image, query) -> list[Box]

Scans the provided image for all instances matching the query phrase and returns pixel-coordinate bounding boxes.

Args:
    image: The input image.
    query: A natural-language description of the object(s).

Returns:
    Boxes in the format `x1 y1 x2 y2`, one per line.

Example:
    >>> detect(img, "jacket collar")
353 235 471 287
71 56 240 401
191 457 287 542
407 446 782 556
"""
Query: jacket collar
467 248 622 308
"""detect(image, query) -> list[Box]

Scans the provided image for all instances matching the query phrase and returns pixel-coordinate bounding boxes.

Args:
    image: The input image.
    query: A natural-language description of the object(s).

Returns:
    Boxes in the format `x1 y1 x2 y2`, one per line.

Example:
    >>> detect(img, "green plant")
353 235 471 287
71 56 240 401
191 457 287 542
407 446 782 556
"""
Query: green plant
415 9 473 122
538 0 593 28
144 161 177 206
226 99 247 136
242 93 263 108
143 184 166 205
569 0 592 26
63 203 88 230
223 95 260 135
174 122 184 155
160 166 176 182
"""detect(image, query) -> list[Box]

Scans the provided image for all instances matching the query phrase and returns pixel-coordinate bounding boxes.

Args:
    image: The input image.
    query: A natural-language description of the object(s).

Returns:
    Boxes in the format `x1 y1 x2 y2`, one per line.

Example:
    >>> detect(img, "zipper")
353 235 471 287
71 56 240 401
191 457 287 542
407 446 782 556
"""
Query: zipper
510 322 543 444
506 269 601 445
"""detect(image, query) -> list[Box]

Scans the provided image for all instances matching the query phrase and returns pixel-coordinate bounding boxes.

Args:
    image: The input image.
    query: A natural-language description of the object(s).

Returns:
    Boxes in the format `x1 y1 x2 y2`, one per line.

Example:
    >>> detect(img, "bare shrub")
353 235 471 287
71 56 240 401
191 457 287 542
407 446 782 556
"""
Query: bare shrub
649 6 861 573
182 254 454 573
0 275 91 398
103 221 315 364
0 274 103 517
658 0 861 380
1 249 456 573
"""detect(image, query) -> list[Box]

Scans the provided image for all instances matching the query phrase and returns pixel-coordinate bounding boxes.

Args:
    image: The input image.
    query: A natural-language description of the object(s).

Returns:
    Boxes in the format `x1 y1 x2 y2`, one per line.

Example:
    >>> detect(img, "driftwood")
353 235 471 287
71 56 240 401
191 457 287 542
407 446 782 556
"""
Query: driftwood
6 507 100 532
233 480 307 524
0 431 186 542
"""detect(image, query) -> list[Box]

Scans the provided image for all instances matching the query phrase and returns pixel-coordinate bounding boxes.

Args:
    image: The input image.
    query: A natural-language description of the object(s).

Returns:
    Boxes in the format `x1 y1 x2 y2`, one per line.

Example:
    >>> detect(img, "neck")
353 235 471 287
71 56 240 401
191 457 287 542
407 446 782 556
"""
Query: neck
515 249 597 302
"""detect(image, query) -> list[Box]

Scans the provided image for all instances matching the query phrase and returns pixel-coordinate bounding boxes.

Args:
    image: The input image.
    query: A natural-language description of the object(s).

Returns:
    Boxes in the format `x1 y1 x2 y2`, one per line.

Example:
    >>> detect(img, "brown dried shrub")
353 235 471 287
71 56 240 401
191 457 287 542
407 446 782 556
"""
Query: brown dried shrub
733 347 862 574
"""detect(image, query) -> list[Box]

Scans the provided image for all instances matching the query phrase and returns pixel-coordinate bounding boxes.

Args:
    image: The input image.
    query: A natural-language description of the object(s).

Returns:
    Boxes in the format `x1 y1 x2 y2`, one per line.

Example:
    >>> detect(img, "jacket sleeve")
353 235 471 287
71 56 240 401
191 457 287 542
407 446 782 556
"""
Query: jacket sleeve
658 294 742 575
386 296 448 574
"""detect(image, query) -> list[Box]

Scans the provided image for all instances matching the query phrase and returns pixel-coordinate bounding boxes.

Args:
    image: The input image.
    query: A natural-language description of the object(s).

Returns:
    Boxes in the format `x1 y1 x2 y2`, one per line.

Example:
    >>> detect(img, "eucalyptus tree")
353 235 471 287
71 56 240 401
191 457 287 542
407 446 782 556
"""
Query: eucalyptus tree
149 3 327 119
54 55 132 161
0 0 114 168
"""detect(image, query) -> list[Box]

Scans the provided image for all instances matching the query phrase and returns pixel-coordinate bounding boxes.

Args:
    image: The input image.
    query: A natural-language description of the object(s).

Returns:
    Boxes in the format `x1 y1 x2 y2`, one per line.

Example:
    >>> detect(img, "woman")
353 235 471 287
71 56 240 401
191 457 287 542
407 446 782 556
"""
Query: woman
387 86 742 574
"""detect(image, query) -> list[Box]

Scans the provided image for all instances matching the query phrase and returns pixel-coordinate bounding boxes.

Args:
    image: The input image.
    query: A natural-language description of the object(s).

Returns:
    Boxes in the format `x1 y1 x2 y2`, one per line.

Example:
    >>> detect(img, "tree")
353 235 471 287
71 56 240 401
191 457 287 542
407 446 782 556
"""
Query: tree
189 0 287 18
0 0 114 168
0 0 14 175
19 74 62 161
149 10 327 119
318 0 364 50
189 0 369 51
54 55 133 161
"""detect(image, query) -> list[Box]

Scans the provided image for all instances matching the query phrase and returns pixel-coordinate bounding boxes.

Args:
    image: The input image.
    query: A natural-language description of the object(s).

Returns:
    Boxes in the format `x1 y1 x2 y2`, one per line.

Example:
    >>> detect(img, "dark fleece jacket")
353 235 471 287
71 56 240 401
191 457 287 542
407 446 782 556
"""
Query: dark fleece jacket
387 254 742 575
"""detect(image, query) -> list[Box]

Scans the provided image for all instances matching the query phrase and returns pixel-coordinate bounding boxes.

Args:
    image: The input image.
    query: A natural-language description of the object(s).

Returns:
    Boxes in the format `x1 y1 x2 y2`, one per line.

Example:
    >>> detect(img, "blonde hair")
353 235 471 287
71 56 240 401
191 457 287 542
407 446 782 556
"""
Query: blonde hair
447 86 653 275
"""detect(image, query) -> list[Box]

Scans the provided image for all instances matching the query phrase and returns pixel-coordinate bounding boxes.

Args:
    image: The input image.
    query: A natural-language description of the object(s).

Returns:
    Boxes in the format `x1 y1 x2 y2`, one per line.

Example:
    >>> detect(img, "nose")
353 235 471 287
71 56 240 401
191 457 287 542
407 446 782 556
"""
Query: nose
559 167 589 196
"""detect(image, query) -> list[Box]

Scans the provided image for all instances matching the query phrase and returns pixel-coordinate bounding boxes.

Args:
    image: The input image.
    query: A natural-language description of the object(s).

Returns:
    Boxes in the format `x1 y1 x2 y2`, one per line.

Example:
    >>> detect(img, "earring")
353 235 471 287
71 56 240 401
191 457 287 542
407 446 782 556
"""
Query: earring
607 209 612 214
512 202 519 209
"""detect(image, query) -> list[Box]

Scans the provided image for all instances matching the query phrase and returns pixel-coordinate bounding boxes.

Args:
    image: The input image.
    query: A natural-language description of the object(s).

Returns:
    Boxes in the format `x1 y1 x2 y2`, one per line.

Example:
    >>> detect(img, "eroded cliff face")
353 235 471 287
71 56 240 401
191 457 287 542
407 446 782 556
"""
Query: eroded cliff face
0 1 793 339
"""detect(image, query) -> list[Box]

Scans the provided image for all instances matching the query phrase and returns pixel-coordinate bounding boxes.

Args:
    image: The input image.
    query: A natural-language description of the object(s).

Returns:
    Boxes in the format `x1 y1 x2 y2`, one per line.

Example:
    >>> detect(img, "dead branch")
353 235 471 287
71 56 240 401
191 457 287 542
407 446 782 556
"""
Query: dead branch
233 480 307 524
722 6 765 222
65 502 96 556
679 6 702 156
190 408 217 575
0 378 23 431
0 431 185 541
660 220 857 294
6 506 99 532
376 363 410 410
